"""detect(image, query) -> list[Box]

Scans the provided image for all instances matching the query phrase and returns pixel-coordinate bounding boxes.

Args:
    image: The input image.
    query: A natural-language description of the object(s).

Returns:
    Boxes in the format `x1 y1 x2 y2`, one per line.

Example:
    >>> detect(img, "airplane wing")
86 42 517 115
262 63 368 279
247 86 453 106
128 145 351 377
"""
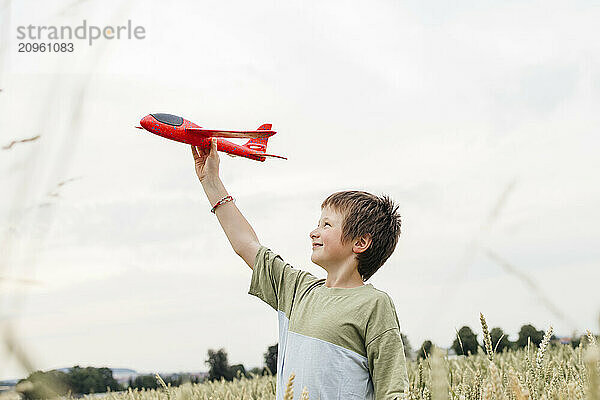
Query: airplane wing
185 128 275 139
261 153 288 160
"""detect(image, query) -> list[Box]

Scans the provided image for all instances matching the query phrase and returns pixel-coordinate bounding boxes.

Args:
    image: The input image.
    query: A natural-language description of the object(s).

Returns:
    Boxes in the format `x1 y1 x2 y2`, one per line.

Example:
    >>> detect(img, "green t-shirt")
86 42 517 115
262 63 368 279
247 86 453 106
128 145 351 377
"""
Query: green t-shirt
248 245 408 400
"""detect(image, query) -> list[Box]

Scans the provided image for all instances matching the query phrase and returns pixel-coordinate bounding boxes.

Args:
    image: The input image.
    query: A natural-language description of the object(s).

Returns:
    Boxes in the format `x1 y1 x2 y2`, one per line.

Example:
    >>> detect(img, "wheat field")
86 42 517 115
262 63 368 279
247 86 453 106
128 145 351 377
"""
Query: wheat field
28 314 594 400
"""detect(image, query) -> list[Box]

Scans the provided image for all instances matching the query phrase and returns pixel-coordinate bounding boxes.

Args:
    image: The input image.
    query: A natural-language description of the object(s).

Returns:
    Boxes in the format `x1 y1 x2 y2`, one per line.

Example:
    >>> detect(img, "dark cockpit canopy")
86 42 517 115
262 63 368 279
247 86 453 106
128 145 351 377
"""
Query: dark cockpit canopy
151 113 184 126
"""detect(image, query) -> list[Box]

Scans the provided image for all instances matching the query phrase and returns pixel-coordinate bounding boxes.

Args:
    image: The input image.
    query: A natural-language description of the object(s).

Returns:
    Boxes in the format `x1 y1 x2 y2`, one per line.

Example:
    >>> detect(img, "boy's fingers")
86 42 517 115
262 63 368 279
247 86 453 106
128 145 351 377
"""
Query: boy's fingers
194 145 205 160
191 143 215 161
192 145 209 163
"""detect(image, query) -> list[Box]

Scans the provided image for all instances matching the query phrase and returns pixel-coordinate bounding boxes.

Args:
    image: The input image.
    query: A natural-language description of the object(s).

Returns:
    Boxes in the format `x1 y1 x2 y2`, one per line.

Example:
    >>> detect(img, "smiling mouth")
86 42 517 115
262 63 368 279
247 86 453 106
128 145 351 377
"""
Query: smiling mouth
312 244 322 249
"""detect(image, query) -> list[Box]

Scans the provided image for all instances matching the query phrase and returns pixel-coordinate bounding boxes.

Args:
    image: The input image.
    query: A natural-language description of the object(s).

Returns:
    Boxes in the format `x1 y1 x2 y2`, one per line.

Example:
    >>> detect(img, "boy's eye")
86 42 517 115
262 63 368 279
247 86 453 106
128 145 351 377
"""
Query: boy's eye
324 222 331 227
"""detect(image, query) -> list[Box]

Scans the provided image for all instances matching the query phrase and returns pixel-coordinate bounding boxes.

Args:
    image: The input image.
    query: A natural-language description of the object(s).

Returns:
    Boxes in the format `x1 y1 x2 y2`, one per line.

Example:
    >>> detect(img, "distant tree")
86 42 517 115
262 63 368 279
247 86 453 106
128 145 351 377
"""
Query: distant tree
401 333 413 360
490 327 510 353
17 370 70 400
516 324 545 348
129 373 193 389
416 340 433 360
229 364 249 380
164 376 179 387
452 326 479 356
264 344 278 376
248 367 264 377
130 375 159 390
68 366 121 394
206 348 233 381
18 367 121 399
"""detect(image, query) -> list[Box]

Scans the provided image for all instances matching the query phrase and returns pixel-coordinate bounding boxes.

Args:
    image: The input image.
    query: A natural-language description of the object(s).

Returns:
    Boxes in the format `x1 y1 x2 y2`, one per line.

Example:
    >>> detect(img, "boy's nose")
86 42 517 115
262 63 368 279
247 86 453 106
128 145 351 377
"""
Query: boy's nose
309 230 319 239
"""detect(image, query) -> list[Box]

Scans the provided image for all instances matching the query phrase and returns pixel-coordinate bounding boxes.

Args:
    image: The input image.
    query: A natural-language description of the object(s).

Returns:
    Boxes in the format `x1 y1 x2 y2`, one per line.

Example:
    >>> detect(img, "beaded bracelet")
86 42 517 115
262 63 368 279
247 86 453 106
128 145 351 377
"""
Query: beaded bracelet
211 195 234 213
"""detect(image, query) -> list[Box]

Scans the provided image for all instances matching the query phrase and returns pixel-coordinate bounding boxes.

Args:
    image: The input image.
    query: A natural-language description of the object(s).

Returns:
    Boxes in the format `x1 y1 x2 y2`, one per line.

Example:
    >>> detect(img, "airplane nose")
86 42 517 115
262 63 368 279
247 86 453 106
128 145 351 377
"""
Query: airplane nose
140 115 154 131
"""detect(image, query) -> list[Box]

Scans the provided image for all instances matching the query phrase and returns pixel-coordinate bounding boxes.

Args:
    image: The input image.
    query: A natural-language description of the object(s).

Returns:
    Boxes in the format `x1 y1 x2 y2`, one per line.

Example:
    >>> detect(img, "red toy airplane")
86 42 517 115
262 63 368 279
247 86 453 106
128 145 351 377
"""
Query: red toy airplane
136 113 286 162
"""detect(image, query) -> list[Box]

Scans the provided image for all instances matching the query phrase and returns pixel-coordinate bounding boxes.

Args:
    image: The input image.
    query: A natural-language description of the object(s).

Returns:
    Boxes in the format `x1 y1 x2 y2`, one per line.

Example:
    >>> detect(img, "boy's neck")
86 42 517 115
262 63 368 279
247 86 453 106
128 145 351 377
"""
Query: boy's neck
323 259 365 288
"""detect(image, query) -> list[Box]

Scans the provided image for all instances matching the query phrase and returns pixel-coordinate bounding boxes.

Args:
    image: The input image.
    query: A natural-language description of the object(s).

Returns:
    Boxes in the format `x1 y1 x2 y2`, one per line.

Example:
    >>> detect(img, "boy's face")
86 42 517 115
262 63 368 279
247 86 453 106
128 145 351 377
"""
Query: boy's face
309 206 354 267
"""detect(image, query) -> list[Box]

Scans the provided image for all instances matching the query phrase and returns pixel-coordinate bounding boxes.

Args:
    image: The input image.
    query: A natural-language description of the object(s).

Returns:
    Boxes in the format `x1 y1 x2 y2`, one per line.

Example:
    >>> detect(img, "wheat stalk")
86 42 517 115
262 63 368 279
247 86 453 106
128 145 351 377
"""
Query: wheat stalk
536 326 553 376
584 347 600 400
284 372 295 400
431 346 448 400
509 368 527 400
299 386 310 400
155 373 171 400
480 312 494 362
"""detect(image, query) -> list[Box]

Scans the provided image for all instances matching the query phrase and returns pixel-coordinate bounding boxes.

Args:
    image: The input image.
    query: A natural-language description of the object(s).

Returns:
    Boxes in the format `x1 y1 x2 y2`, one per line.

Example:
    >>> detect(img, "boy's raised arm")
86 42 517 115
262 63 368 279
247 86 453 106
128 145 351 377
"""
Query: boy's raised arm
191 139 261 269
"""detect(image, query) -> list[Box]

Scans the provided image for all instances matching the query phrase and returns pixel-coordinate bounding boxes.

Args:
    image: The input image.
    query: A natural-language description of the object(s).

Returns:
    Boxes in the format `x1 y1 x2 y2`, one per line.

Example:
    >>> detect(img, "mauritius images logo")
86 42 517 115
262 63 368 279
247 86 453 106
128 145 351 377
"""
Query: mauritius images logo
16 20 146 46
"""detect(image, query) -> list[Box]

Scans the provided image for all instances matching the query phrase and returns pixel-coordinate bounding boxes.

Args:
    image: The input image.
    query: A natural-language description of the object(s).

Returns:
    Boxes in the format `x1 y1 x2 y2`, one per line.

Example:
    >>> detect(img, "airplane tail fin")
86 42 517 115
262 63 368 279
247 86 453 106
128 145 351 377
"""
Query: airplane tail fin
243 124 271 152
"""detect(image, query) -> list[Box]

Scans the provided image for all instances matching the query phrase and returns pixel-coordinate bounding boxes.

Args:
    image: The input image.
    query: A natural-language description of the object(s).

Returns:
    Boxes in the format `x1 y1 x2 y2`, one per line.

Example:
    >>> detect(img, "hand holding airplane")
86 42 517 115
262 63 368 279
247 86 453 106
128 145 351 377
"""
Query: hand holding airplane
192 137 221 183
136 113 286 162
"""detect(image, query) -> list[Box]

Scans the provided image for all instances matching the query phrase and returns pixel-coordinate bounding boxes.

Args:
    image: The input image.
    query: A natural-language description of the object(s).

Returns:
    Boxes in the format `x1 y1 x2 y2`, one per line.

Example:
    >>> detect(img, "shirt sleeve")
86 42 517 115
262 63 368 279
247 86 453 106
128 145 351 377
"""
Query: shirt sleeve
248 245 318 315
367 327 409 400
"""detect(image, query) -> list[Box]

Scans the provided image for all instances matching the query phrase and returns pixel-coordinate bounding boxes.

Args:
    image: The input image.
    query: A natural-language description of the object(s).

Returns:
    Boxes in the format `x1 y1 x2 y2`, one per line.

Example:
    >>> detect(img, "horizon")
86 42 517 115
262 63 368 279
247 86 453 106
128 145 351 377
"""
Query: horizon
0 328 588 382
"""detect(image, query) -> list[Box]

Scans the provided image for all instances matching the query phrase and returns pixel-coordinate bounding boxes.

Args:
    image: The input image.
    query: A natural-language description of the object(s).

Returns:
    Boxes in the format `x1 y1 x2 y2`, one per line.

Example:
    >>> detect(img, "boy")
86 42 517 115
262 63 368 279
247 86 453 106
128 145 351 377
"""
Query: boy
191 139 409 400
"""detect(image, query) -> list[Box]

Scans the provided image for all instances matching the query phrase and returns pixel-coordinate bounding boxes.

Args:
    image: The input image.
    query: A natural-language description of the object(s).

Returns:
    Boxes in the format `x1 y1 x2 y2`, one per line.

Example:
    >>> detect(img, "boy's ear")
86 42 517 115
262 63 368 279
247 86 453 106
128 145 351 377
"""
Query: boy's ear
352 234 372 254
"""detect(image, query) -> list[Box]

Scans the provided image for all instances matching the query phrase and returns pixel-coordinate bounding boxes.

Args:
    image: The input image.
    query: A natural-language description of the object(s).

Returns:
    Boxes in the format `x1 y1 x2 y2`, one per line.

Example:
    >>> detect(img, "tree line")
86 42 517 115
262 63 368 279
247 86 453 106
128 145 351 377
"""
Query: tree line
16 367 200 399
17 366 121 400
415 323 586 359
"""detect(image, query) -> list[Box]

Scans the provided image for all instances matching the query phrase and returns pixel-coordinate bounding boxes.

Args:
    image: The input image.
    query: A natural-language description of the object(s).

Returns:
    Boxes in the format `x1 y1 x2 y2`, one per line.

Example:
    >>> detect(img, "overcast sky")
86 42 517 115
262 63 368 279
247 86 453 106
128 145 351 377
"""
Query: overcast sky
1 0 599 381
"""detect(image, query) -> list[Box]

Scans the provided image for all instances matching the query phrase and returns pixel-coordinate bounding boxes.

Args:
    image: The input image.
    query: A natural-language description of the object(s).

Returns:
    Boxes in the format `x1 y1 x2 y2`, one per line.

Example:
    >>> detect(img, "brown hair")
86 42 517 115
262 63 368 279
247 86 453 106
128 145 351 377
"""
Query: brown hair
321 191 401 281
